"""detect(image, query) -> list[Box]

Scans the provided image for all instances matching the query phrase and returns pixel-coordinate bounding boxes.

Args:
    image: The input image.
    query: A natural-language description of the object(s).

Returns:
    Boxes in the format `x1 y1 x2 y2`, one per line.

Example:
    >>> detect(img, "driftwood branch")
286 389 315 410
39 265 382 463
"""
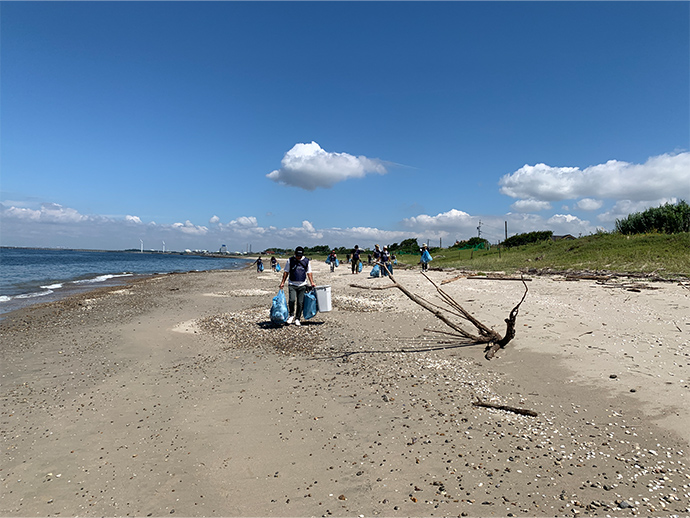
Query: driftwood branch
472 397 538 417
360 263 529 360
467 276 532 281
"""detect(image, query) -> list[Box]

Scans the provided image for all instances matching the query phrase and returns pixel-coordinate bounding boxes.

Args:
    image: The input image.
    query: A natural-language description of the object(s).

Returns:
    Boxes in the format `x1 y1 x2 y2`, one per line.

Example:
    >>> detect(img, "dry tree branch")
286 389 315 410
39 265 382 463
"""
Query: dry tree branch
359 263 529 360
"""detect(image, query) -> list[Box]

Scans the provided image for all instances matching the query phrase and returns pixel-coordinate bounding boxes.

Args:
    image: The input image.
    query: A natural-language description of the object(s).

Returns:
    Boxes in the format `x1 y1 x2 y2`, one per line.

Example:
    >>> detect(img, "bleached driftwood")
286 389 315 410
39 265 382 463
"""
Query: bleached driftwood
355 264 528 360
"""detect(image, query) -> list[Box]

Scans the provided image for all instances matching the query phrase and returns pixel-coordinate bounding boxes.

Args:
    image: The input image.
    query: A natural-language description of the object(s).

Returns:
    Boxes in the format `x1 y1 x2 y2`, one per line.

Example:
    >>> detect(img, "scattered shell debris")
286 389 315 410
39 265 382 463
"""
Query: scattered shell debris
206 289 273 297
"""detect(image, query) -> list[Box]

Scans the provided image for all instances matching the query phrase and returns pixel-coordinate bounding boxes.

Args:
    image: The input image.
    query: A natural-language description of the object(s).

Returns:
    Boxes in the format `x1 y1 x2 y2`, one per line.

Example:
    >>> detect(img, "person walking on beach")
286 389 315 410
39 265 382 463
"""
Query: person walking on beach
270 256 277 272
252 256 264 273
380 246 392 276
420 244 430 272
373 244 381 264
279 246 316 326
351 245 361 274
327 249 338 273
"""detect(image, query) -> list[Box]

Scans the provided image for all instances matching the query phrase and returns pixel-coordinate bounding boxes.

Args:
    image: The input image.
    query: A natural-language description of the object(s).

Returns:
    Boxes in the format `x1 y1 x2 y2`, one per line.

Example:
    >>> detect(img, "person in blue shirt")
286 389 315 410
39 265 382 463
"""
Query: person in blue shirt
279 246 316 326
420 244 430 272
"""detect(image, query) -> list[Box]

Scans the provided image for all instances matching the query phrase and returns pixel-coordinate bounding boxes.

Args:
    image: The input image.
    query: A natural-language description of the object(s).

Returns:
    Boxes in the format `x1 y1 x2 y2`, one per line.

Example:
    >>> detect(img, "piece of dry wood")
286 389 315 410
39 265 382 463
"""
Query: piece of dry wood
354 263 528 360
441 274 465 285
472 397 538 417
467 276 532 281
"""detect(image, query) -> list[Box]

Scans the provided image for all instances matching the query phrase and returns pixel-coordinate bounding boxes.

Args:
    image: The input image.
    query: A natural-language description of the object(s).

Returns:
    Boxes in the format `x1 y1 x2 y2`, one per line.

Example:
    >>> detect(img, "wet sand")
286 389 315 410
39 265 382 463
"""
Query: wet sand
1 261 688 517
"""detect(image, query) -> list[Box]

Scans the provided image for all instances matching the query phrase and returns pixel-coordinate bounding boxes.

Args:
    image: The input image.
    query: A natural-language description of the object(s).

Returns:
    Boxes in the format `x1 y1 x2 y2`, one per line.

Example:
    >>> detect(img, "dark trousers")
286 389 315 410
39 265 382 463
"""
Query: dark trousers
288 284 307 319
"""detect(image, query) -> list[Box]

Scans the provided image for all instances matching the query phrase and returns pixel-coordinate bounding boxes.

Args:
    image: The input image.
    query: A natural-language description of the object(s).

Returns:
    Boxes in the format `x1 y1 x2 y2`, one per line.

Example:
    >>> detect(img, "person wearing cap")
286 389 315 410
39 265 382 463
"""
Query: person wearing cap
420 243 430 272
279 246 316 326
373 244 381 263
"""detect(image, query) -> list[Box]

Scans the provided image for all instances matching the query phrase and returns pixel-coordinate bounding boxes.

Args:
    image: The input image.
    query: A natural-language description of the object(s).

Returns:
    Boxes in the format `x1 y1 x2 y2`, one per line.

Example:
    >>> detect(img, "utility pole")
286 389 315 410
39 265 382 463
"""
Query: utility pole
505 221 508 241
477 220 482 239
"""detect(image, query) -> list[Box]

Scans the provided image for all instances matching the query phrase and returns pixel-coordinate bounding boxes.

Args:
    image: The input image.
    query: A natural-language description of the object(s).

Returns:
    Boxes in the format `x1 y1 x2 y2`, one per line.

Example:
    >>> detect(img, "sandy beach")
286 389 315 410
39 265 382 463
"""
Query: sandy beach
1 259 688 517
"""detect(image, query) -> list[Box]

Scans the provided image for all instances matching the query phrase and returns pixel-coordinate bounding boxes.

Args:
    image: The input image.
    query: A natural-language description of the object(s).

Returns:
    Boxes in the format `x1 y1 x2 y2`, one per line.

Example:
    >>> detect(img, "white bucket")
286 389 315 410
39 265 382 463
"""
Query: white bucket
314 285 332 312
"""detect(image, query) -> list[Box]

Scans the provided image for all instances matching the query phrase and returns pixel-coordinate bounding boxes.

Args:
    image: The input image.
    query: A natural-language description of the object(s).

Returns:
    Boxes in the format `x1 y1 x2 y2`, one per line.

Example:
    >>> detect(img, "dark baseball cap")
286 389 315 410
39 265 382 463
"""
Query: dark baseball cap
295 246 304 255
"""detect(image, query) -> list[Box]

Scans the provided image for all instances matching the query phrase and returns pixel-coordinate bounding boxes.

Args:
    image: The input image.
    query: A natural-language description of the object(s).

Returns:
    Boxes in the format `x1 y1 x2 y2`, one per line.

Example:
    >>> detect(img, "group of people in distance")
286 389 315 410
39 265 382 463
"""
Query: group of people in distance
256 242 432 327
349 244 394 277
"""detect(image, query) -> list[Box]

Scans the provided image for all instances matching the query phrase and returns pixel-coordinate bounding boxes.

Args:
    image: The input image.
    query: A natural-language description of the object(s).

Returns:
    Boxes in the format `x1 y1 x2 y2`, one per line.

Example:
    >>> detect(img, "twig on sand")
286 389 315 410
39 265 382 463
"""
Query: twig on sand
472 397 538 417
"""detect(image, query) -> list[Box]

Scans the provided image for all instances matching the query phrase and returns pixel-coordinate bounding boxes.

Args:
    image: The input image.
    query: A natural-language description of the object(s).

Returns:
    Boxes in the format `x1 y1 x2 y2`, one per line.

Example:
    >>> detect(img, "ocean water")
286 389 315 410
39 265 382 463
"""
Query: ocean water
0 248 251 316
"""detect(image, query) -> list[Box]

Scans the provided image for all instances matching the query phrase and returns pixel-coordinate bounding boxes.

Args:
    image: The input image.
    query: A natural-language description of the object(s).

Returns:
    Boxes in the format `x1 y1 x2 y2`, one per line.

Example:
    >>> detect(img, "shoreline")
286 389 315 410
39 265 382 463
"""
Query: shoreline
1 261 688 516
0 248 255 318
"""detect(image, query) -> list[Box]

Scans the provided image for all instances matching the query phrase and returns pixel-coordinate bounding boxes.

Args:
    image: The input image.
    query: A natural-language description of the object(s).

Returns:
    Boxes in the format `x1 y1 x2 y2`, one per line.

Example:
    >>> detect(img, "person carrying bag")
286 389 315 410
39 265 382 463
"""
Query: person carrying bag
279 246 316 327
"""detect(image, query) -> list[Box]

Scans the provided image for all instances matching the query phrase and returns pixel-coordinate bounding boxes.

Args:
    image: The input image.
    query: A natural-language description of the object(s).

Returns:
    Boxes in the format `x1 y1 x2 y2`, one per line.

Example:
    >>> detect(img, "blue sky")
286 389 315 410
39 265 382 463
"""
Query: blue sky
2 1 688 252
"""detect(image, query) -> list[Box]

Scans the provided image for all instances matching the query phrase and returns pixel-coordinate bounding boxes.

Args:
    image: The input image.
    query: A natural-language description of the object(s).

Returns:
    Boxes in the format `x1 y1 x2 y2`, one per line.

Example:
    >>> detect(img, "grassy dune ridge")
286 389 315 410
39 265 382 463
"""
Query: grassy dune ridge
311 233 689 278
414 232 690 278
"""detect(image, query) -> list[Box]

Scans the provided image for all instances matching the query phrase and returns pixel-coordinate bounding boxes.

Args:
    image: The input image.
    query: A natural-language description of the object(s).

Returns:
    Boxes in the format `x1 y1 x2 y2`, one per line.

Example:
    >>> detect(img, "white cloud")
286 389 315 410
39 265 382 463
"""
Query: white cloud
402 209 474 230
301 220 316 233
266 141 387 190
546 214 597 237
499 152 690 203
597 198 679 223
171 221 208 235
510 199 552 212
209 215 220 224
2 202 93 223
225 216 258 229
575 198 603 211
125 215 142 224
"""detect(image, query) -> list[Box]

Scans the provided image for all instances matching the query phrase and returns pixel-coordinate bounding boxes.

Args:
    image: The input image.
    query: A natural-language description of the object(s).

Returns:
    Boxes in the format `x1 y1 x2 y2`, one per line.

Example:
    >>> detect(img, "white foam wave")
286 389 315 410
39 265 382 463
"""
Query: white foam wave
0 295 11 303
41 283 64 290
16 290 54 299
72 273 133 285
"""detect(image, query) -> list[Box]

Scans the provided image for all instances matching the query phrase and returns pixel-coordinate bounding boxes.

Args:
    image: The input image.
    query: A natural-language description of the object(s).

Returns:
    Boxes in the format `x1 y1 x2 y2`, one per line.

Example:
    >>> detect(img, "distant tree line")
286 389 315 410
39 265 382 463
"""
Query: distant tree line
455 237 491 249
615 200 690 235
265 239 426 257
501 230 553 248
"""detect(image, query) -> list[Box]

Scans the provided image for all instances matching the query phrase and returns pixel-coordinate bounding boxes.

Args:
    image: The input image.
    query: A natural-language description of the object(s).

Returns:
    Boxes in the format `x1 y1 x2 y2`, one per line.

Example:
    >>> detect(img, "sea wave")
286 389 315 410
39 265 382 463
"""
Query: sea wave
41 283 64 290
15 290 54 300
71 273 133 285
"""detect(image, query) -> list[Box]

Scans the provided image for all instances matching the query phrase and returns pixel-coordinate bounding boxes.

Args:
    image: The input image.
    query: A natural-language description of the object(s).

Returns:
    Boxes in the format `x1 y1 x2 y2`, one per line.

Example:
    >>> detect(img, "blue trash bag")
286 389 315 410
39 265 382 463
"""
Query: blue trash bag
325 257 331 264
335 258 339 267
275 263 281 272
270 289 289 324
422 250 433 263
358 261 363 272
370 264 381 277
303 289 318 320
258 263 264 272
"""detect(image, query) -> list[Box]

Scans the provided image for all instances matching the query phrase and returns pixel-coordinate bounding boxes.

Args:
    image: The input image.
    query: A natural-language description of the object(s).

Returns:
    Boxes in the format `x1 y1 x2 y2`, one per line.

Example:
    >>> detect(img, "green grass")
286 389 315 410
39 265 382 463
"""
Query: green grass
395 233 690 278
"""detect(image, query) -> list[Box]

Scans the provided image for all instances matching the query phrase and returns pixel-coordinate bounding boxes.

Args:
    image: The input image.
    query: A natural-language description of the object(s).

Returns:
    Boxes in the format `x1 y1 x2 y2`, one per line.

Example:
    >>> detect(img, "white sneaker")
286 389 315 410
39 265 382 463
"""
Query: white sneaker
286 316 294 325
294 319 301 326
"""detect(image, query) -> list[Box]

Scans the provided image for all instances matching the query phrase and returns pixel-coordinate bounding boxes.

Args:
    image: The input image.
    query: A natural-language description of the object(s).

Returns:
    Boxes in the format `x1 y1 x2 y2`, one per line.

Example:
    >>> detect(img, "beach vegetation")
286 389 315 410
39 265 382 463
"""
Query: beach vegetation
502 230 554 248
614 200 690 235
395 231 690 278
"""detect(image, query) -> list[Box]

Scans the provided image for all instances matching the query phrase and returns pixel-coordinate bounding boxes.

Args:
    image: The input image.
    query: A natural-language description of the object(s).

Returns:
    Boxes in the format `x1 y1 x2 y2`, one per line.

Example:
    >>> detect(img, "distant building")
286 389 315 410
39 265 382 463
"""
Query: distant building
220 244 227 254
